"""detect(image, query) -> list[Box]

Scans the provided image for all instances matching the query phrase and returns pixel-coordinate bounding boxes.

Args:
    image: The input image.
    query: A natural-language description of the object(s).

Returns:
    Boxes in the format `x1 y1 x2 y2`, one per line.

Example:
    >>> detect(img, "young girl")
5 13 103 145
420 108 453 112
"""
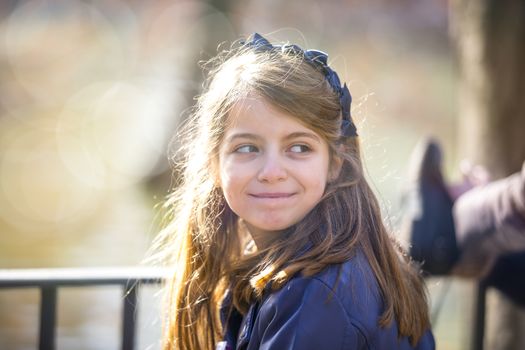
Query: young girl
153 33 435 350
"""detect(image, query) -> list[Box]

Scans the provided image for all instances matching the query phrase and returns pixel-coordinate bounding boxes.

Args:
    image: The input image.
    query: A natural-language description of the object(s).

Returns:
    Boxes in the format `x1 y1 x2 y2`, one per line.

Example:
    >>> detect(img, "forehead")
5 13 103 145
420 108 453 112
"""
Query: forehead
225 96 316 137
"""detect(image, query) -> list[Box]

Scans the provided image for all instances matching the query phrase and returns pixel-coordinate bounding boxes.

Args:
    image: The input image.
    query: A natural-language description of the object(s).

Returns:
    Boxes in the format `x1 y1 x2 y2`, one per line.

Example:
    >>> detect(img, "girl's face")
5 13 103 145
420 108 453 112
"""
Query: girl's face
218 96 333 248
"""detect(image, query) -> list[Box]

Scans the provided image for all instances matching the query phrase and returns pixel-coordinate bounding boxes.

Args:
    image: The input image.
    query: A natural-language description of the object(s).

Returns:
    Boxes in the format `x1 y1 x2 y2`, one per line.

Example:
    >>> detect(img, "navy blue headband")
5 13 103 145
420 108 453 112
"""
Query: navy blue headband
242 33 358 137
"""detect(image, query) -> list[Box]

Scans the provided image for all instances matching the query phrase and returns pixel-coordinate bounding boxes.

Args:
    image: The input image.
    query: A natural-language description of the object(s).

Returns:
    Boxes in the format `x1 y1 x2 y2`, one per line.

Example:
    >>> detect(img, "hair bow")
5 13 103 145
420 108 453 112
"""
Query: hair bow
243 33 358 137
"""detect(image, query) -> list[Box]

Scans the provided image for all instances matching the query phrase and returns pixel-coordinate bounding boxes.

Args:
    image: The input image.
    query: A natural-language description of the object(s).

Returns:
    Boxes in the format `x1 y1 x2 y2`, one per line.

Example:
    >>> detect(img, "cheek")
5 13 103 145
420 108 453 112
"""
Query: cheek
219 164 245 199
219 161 234 188
218 176 235 209
314 177 328 198
315 158 331 190
219 178 245 218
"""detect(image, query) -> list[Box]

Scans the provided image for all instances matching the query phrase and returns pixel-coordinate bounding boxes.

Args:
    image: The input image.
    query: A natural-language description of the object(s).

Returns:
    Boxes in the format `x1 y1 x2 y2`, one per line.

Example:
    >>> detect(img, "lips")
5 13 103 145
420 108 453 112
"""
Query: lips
249 192 296 199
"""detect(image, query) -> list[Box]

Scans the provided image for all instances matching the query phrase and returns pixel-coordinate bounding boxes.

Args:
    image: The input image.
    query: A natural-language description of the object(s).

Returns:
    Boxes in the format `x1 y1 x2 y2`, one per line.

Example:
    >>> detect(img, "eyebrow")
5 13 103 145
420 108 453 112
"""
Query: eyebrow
284 132 321 143
225 133 261 143
225 131 321 144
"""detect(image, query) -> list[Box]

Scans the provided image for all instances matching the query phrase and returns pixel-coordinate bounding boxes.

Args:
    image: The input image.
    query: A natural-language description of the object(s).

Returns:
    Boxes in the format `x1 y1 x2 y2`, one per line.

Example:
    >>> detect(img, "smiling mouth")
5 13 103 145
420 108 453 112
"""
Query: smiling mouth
249 193 296 199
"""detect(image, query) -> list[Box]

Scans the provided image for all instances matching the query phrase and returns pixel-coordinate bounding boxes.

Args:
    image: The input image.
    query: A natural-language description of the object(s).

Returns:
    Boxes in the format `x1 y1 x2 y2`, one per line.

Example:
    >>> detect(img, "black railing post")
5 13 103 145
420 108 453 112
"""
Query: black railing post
39 286 57 350
122 284 138 350
0 267 167 349
471 282 487 350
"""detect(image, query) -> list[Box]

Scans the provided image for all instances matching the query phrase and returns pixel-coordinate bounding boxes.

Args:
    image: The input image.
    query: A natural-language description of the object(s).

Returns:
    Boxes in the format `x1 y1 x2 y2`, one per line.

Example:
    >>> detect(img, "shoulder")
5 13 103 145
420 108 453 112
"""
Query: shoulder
251 269 369 350
276 252 384 323
249 253 377 350
253 252 435 350
287 253 383 326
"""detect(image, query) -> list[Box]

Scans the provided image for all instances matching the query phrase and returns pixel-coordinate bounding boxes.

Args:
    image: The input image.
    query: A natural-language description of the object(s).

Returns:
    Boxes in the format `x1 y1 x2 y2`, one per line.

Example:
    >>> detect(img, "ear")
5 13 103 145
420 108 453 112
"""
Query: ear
328 153 343 182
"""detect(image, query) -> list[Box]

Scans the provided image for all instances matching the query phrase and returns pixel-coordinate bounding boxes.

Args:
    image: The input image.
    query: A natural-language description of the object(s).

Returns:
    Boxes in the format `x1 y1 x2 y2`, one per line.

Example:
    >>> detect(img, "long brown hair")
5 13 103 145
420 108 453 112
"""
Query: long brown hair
151 39 430 350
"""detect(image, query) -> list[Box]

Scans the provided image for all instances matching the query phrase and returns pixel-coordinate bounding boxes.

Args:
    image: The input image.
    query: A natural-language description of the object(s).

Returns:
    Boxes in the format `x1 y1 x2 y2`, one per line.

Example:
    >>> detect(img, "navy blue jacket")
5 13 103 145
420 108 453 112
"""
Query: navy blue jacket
219 252 435 350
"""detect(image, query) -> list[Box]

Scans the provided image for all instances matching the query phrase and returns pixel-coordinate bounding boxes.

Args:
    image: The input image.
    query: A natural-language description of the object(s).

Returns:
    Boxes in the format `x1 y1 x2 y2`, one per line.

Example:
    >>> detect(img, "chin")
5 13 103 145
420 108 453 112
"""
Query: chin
257 221 295 233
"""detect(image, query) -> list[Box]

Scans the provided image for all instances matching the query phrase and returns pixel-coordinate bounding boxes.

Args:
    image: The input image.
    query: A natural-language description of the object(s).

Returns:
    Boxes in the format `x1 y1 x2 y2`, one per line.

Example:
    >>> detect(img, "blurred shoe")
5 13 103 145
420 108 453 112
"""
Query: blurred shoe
404 138 460 275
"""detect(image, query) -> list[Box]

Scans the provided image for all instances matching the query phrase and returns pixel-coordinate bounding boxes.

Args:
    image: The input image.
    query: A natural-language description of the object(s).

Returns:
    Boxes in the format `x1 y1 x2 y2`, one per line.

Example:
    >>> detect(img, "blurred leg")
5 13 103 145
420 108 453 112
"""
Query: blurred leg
452 162 525 278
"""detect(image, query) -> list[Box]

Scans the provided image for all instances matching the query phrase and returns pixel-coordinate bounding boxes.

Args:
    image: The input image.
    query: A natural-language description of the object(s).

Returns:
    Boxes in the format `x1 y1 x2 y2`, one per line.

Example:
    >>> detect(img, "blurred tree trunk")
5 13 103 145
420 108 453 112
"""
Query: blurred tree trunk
451 0 525 176
184 0 237 100
146 0 238 194
450 0 525 349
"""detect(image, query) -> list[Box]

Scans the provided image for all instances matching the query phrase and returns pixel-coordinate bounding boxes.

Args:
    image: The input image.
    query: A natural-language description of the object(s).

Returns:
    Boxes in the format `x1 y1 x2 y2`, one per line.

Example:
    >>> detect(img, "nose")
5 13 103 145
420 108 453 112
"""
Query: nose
257 152 287 183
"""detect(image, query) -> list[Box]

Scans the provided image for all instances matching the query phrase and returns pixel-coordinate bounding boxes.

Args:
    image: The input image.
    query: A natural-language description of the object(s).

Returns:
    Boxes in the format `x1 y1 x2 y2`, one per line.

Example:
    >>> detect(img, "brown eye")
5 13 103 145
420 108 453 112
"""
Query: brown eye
289 144 311 153
235 144 259 153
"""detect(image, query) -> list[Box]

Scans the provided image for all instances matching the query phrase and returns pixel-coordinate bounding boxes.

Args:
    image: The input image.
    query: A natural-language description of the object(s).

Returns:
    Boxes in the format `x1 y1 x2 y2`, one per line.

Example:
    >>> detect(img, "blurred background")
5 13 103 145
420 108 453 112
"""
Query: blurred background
0 0 523 349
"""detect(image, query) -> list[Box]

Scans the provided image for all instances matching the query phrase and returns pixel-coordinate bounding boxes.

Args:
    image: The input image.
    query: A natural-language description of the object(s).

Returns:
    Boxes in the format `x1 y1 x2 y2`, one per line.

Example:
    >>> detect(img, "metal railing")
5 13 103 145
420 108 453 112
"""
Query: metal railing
472 283 487 350
0 267 489 350
0 267 168 350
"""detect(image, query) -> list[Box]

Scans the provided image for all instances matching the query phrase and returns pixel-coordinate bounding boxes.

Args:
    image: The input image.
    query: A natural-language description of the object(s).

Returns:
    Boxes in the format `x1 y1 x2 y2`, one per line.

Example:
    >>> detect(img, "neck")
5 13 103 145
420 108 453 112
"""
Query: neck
242 222 285 251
